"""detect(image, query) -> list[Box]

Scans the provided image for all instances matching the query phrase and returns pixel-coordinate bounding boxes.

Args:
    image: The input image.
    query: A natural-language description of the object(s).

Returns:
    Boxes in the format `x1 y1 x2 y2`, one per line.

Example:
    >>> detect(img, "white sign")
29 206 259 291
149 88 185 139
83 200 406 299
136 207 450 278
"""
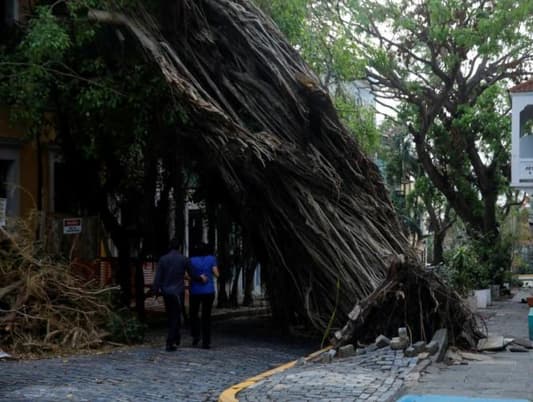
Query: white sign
63 218 82 234
0 198 6 227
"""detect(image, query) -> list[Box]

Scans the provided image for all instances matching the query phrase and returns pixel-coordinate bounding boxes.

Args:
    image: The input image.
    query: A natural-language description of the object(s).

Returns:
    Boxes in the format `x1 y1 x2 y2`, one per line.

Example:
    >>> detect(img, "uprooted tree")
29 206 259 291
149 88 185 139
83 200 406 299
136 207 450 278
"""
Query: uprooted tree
1 0 482 350
87 0 482 346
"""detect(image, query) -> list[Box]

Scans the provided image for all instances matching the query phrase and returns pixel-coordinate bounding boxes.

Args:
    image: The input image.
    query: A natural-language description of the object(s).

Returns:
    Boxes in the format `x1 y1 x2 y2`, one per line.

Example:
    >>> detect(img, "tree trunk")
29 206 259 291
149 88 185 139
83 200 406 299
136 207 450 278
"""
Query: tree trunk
242 259 257 306
173 148 185 247
229 264 241 308
433 230 445 265
216 205 230 308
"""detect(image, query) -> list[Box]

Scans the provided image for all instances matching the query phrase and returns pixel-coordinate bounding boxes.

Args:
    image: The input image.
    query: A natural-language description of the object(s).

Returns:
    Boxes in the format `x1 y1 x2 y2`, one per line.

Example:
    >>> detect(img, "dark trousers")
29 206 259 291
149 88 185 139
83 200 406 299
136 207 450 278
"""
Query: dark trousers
180 292 188 324
190 293 215 347
163 294 181 347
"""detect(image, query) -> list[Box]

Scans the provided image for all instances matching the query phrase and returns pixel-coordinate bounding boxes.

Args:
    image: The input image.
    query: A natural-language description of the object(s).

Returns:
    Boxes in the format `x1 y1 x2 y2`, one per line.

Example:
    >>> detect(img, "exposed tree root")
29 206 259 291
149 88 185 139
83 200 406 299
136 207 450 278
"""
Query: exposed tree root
332 256 485 348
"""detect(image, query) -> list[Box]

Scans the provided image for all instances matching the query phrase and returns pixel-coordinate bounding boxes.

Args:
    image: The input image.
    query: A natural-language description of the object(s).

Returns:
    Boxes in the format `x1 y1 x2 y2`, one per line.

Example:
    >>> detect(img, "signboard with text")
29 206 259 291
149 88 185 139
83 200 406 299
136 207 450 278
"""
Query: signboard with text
63 218 82 234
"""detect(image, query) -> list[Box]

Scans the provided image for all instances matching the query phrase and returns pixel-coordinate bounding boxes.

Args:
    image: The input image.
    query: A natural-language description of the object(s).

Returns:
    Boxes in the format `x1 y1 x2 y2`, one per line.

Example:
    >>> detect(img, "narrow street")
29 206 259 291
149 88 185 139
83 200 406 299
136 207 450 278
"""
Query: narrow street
0 316 317 402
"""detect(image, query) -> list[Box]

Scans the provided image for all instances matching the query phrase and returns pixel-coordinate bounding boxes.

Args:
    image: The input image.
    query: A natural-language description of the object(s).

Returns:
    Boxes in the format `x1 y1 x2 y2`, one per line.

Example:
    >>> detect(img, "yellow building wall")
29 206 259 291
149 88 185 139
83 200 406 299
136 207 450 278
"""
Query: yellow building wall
0 109 52 217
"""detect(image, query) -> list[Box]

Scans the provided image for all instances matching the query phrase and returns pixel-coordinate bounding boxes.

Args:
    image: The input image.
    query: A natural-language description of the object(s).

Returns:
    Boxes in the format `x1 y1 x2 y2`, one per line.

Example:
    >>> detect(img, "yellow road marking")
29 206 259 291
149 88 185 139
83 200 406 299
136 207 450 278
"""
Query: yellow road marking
218 345 333 402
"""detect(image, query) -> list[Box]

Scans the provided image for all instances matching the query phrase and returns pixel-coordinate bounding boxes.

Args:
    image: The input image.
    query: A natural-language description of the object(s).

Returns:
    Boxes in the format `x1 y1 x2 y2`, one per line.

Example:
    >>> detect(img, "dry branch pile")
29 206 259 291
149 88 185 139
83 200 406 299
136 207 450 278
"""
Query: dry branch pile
88 0 481 345
0 217 116 356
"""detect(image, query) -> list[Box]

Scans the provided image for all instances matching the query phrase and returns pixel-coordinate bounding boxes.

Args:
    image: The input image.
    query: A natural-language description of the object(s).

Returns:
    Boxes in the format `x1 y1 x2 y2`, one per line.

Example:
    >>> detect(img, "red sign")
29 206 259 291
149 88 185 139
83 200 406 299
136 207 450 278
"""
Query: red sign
63 218 82 234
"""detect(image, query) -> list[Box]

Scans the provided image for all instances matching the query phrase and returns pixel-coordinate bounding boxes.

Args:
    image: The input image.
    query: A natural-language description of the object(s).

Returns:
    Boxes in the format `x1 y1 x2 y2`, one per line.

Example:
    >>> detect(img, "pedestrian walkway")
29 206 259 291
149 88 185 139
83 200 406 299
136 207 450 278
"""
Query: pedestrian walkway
223 290 533 402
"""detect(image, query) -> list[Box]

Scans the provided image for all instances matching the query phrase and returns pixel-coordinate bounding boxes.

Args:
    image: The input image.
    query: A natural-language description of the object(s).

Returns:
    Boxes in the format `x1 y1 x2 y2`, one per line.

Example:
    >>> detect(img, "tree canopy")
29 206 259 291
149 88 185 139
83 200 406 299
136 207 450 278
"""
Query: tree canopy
319 0 533 278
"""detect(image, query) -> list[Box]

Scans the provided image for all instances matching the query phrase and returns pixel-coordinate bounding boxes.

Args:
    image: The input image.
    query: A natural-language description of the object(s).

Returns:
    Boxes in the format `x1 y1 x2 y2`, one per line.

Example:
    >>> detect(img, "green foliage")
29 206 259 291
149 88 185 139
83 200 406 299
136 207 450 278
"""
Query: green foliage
22 7 71 63
443 245 490 293
105 308 146 344
333 0 533 275
254 0 308 45
0 0 190 218
100 289 145 344
335 95 379 154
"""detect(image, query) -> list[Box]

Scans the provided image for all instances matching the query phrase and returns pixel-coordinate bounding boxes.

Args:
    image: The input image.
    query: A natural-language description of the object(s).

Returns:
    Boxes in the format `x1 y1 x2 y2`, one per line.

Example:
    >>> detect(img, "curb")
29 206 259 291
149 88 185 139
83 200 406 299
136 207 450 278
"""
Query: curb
218 345 333 402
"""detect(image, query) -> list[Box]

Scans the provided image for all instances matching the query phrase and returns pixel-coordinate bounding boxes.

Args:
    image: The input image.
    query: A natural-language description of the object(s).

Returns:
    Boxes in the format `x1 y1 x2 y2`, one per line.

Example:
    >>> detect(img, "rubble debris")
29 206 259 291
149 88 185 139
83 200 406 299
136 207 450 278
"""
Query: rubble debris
445 348 464 365
412 341 426 354
0 350 14 360
458 351 493 361
508 345 529 353
375 335 391 348
503 338 515 347
417 352 430 360
477 336 505 351
404 346 417 357
430 328 448 362
511 338 533 349
295 357 307 366
425 340 439 355
338 344 355 358
390 336 409 350
321 349 337 363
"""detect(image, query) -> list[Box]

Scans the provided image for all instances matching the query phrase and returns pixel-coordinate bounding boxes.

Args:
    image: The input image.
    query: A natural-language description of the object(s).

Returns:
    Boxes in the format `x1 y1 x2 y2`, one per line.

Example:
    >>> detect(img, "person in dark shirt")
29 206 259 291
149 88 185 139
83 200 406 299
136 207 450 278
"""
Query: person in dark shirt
189 242 219 349
153 238 190 351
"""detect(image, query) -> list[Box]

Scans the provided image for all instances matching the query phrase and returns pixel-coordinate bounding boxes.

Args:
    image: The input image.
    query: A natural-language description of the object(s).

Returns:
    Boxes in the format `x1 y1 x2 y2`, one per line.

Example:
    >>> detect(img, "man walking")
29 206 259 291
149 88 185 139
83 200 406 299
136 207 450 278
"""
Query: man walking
153 238 189 351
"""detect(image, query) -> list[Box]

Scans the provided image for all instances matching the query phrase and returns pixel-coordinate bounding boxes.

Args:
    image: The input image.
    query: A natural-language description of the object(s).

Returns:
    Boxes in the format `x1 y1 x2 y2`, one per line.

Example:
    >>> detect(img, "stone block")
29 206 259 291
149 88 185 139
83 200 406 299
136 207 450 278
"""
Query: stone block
375 335 391 348
412 340 426 354
390 336 408 350
320 348 336 363
430 328 448 362
404 346 417 357
295 357 307 366
425 340 438 355
477 336 505 351
418 352 430 360
366 344 378 353
398 327 408 340
503 337 514 347
508 345 529 352
338 344 355 358
512 338 533 349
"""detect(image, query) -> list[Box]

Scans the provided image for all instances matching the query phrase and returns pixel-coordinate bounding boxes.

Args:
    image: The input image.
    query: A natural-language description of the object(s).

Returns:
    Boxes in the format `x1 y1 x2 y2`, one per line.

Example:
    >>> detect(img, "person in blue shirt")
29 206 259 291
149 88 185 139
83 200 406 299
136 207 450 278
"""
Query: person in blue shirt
189 242 219 349
153 238 190 351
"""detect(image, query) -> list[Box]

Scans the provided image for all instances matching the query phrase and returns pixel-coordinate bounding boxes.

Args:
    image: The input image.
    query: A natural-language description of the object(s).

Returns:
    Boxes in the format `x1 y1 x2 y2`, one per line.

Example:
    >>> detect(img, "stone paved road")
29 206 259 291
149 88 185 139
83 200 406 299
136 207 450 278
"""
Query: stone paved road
0 316 317 402
238 342 420 402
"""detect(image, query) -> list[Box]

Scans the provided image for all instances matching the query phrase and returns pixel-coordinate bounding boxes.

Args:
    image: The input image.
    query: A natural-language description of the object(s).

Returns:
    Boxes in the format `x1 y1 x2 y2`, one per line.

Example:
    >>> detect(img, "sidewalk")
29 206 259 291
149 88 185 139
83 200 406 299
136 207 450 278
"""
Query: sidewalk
399 290 533 400
222 290 533 402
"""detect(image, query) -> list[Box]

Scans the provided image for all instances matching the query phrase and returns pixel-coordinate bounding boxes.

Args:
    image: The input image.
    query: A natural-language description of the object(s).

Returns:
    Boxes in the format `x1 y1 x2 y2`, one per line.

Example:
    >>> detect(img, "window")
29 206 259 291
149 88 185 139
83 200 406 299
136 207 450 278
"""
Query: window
0 147 20 216
0 159 12 198
4 0 19 24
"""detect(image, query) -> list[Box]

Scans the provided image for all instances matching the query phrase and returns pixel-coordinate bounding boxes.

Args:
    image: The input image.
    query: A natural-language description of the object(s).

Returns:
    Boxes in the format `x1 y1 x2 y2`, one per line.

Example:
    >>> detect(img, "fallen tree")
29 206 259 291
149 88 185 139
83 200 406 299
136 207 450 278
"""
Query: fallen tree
0 216 137 356
85 0 481 345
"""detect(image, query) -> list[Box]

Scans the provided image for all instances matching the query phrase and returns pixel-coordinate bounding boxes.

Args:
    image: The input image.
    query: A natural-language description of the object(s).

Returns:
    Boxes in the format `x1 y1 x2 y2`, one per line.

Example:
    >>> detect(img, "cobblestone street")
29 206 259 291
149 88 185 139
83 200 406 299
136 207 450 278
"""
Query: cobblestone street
238 342 420 402
0 316 316 402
